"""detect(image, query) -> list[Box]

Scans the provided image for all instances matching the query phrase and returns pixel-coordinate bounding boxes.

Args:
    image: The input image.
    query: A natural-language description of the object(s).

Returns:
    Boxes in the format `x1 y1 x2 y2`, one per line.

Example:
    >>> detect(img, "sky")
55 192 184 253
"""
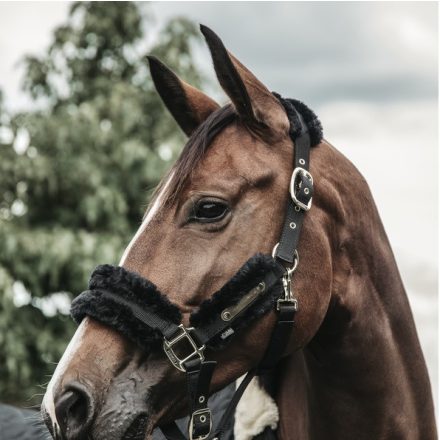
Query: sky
0 1 438 407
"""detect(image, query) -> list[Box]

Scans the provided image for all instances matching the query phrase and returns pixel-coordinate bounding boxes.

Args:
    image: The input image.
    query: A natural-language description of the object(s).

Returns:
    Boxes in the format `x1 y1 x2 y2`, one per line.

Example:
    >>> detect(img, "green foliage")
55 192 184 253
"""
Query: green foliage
0 1 203 405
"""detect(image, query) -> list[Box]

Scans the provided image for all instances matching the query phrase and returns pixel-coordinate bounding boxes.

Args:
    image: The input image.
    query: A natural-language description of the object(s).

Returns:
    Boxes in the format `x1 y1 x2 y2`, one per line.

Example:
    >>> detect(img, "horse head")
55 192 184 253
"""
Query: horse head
41 25 436 440
41 25 330 439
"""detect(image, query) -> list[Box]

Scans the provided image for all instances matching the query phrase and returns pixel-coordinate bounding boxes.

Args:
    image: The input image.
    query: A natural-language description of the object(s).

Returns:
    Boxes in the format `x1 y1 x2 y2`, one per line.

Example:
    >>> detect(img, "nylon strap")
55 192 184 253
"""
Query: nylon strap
90 290 180 339
275 108 313 264
186 360 216 440
161 360 217 440
257 304 297 372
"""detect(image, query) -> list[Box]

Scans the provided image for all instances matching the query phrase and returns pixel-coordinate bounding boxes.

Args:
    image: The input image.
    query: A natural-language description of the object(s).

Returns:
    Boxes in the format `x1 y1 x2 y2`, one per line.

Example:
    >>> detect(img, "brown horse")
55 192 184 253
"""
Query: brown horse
41 25 436 440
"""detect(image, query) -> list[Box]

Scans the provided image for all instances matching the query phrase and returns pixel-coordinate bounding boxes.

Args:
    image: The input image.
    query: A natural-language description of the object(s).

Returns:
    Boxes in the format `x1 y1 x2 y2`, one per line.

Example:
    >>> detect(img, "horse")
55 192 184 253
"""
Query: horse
41 25 436 440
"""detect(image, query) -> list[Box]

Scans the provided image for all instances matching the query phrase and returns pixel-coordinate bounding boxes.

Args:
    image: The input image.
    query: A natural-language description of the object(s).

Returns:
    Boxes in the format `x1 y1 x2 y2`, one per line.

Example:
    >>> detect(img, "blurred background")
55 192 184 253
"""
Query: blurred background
0 0 437 416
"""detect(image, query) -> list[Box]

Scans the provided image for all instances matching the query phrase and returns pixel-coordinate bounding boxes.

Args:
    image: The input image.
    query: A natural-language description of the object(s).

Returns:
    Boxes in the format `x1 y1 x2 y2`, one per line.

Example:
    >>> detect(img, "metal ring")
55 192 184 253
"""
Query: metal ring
289 250 299 273
272 243 299 273
272 242 279 258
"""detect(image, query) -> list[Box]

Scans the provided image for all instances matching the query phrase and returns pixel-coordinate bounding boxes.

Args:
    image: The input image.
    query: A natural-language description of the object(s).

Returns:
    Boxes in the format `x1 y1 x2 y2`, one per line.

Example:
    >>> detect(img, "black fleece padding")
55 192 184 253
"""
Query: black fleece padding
71 264 182 352
70 255 284 353
190 254 283 348
273 92 323 147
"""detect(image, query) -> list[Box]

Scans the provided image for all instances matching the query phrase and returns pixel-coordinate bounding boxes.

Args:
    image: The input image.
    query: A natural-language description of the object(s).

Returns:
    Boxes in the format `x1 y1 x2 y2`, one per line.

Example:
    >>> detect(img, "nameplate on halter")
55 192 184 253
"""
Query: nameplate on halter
220 281 266 322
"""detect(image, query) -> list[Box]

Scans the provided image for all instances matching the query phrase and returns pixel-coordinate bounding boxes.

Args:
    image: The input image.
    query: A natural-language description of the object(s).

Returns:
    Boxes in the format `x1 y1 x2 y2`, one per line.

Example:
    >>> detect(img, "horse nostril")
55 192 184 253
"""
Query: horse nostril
55 384 94 438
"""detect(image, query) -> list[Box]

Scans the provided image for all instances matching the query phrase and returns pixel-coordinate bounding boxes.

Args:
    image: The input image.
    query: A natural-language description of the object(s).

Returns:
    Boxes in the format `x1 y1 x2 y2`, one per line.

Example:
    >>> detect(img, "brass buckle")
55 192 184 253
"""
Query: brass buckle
189 408 212 440
290 167 313 211
163 324 205 372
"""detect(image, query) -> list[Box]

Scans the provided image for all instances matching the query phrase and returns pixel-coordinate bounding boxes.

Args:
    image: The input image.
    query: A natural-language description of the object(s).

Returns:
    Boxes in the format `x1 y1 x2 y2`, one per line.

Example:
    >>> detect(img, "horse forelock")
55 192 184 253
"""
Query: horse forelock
145 104 237 219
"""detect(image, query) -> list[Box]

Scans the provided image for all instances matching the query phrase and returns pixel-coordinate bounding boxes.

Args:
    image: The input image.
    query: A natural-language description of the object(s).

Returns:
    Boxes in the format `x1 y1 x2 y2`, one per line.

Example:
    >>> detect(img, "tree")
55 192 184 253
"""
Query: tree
0 1 203 406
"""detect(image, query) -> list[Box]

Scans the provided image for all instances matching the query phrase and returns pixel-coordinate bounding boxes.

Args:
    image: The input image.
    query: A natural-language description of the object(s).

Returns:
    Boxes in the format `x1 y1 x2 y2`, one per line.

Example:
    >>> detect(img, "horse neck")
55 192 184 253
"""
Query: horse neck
275 141 436 439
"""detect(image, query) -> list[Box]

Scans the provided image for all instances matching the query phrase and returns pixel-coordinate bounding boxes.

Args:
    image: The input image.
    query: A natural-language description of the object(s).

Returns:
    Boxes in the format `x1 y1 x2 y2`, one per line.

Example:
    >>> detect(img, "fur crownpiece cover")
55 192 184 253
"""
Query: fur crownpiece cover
273 92 323 147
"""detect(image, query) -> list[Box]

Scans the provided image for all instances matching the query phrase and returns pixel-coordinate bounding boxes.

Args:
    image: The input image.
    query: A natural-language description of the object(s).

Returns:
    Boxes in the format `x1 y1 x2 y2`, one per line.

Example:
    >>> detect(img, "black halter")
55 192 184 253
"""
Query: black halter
71 94 322 440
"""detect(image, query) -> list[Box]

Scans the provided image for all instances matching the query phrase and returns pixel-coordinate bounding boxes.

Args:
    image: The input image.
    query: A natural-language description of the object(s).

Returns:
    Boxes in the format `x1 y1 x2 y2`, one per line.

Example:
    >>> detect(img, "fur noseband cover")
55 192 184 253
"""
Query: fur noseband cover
71 264 182 352
71 254 283 353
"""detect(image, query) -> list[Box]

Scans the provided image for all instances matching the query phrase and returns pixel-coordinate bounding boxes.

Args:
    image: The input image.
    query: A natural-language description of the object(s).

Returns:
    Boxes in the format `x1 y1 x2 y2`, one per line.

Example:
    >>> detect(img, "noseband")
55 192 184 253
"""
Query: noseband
71 94 322 440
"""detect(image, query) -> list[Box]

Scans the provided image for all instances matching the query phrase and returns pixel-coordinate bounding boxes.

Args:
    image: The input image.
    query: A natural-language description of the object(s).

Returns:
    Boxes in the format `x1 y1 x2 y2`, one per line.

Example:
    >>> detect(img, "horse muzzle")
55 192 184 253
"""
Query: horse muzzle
42 367 156 440
41 315 170 440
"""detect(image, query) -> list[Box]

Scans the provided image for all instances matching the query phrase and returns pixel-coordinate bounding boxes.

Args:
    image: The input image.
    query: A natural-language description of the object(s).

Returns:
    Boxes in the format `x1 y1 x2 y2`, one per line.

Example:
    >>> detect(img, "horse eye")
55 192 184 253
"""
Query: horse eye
192 200 229 223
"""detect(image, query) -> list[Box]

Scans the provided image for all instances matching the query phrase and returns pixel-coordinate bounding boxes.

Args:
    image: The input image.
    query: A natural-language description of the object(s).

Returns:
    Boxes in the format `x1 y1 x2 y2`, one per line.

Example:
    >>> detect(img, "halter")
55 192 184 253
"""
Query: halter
70 94 322 440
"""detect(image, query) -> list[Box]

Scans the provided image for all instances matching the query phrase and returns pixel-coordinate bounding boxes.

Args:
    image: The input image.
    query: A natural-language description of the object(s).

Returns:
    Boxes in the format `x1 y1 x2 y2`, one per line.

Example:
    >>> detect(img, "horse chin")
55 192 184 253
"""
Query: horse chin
89 389 155 440
121 414 150 440
90 412 152 440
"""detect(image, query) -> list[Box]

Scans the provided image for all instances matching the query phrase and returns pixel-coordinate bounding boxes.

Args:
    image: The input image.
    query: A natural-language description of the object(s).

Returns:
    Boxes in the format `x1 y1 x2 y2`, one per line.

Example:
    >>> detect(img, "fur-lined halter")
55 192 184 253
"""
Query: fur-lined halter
69 92 321 440
71 254 284 352
70 94 322 354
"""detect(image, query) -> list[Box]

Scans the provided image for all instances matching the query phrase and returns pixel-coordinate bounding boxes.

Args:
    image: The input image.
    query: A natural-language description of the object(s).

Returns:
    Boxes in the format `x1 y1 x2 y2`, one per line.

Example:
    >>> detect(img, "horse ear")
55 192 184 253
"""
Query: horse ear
200 25 289 135
147 56 220 137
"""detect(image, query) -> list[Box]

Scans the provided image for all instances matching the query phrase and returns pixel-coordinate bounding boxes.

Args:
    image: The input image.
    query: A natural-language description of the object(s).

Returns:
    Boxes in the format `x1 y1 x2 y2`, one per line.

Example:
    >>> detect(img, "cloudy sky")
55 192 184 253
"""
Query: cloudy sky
0 2 437 406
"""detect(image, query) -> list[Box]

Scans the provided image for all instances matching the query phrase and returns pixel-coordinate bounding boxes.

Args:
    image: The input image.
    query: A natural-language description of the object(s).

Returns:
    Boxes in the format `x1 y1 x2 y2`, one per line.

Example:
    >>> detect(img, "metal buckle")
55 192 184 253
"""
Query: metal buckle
189 408 212 440
290 167 313 211
277 251 299 311
163 324 205 372
277 296 299 312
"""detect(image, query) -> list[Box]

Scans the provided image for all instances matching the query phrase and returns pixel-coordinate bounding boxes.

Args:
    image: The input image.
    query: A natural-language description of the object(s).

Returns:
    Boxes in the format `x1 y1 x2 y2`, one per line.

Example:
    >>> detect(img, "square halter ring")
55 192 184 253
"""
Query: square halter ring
163 324 205 372
290 167 314 211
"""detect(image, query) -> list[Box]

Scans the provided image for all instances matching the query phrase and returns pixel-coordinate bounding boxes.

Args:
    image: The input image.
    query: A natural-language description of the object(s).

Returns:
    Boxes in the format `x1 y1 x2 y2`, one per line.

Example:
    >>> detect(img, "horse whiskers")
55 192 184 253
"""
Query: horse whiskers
22 403 42 410
26 393 45 402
